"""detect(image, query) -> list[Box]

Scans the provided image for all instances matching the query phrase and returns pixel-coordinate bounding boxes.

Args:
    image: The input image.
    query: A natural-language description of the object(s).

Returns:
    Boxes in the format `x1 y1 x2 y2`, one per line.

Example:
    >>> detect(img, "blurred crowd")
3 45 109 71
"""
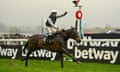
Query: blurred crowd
0 33 30 39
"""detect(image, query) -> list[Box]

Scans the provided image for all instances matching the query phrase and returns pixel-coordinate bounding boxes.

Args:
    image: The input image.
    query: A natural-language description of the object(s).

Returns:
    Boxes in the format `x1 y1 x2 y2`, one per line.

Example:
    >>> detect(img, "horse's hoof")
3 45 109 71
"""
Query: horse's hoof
73 59 80 64
25 65 28 67
61 66 64 68
76 61 80 64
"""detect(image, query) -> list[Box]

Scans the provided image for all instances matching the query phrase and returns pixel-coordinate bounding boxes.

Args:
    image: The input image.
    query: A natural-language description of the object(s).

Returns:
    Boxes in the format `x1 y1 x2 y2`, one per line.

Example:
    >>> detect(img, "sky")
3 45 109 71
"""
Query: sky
0 0 120 29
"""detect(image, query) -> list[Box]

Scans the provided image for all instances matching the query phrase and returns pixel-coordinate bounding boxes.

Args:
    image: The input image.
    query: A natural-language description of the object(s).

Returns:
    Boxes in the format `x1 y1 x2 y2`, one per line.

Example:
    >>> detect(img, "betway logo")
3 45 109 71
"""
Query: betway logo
67 39 120 49
22 47 57 61
74 47 119 64
0 46 18 59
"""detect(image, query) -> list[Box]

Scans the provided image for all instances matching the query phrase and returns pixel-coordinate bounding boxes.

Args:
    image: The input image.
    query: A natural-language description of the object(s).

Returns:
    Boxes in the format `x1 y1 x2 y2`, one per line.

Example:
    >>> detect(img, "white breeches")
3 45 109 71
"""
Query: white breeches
46 26 57 35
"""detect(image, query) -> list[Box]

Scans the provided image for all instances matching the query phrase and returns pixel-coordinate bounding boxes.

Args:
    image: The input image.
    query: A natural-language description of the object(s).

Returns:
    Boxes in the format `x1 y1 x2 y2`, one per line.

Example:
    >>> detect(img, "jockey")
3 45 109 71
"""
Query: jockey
45 10 67 44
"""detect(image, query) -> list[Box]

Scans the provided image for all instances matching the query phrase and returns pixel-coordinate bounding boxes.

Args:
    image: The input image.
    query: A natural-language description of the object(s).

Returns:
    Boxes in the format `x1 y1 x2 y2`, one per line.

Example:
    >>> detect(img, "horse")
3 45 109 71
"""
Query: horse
21 27 80 68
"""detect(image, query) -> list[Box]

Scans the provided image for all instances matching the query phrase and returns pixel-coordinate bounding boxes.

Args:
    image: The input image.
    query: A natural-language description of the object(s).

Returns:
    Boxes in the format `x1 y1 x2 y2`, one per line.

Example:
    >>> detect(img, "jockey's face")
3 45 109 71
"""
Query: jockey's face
51 13 57 17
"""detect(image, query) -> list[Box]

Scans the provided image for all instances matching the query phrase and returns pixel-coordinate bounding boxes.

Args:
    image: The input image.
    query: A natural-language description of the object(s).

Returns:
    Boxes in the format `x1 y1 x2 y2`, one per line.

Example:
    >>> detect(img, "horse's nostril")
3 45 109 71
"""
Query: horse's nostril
77 40 80 42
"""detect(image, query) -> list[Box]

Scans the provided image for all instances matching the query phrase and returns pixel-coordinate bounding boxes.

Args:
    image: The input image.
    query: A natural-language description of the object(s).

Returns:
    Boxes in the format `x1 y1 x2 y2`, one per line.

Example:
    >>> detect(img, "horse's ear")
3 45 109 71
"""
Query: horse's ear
72 25 77 31
71 26 75 29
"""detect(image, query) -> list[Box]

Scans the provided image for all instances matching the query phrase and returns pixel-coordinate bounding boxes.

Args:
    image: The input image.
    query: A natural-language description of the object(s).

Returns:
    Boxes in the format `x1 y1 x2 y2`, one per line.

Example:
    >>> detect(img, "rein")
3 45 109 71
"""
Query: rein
60 31 67 37
54 29 67 37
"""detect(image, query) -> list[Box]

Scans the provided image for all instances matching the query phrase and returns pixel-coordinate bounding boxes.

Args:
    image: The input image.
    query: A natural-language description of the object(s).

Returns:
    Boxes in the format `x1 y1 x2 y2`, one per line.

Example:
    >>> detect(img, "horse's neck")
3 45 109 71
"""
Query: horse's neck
53 33 65 40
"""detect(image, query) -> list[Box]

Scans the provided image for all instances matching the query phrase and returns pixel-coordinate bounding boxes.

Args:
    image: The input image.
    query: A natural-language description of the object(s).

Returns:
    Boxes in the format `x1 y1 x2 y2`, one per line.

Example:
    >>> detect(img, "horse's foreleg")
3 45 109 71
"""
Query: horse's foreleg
62 48 79 64
62 48 72 58
60 53 64 68
25 50 32 67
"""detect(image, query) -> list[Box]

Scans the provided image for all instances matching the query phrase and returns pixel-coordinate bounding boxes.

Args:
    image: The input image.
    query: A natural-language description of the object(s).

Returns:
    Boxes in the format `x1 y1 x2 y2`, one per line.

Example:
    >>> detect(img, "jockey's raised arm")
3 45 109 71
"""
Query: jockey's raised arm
45 9 67 44
56 11 67 18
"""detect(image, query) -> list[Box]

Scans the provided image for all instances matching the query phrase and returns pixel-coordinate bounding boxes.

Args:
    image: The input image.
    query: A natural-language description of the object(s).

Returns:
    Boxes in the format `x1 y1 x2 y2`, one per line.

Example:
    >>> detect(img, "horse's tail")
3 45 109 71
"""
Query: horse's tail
23 40 29 54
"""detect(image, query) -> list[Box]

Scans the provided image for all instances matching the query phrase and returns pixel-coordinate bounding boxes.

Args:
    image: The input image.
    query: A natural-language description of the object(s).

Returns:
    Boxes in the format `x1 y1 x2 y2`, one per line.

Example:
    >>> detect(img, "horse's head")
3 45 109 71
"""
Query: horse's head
65 27 80 42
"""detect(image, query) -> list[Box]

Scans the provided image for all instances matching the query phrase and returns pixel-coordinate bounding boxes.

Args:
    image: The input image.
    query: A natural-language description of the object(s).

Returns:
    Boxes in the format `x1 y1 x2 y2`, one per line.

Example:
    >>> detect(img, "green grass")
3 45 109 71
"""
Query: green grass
0 59 120 72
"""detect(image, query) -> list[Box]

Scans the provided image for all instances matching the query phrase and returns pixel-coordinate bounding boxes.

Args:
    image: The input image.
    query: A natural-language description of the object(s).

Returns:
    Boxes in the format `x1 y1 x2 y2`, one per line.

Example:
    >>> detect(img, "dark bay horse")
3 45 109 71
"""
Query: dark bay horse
22 27 80 68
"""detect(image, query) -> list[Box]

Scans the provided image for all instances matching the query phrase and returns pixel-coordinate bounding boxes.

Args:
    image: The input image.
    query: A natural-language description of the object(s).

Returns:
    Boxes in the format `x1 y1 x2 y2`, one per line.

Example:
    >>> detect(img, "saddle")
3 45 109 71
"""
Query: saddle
41 33 54 45
41 30 65 45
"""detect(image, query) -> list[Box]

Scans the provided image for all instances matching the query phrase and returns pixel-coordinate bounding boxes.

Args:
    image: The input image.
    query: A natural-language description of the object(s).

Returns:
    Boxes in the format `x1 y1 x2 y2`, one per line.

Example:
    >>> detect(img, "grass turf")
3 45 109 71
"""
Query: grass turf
0 59 120 72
